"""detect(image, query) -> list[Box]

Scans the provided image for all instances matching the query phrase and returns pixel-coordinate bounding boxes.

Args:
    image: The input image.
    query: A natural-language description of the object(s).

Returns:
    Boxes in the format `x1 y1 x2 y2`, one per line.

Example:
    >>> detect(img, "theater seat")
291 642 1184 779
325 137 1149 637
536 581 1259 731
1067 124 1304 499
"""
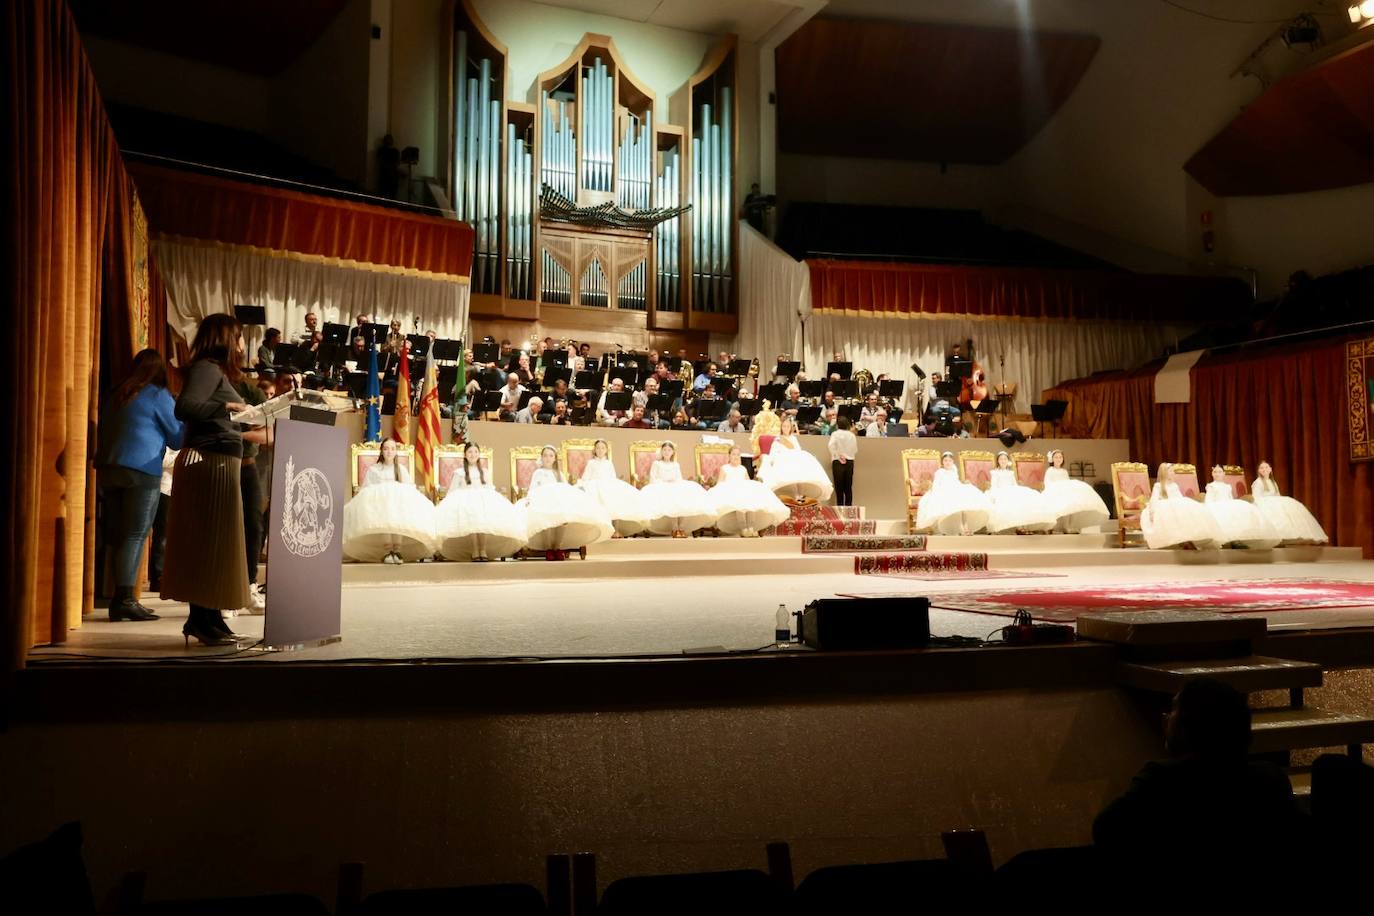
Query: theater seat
599 869 786 916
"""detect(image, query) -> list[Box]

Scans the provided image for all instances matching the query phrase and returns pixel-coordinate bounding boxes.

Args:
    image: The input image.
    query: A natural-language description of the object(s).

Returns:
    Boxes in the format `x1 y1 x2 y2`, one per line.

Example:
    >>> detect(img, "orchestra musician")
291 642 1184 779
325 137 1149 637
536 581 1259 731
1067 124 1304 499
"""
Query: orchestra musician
299 311 320 343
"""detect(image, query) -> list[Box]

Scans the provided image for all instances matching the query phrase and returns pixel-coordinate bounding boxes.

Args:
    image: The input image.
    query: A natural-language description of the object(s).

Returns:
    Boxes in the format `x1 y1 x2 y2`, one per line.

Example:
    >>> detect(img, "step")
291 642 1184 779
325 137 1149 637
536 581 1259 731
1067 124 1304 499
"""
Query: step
1078 611 1267 646
1250 708 1374 755
802 534 929 553
1117 656 1323 695
1287 767 1312 797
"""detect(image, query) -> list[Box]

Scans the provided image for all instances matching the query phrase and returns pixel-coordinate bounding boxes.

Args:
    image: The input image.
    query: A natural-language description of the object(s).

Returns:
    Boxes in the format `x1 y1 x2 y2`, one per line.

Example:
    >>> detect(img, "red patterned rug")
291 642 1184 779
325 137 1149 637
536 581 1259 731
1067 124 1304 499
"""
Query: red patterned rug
854 552 989 575
923 579 1374 623
766 504 876 536
840 570 1065 583
803 534 928 553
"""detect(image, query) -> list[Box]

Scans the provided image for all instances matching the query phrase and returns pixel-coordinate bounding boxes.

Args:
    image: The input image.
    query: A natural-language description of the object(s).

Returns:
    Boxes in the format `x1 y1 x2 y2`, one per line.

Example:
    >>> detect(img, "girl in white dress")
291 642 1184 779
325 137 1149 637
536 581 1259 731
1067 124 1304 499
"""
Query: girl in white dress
1251 460 1328 544
915 451 990 535
1203 464 1279 549
342 439 438 564
435 442 528 561
758 416 834 504
985 451 1057 533
1141 462 1222 550
520 445 614 560
578 439 650 538
639 441 718 537
1042 449 1111 533
708 445 790 537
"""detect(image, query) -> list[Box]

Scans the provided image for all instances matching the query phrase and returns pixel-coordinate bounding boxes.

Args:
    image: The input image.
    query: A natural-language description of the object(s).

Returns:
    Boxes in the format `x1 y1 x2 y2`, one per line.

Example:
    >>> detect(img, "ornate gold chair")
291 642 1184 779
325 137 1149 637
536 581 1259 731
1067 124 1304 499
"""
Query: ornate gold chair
694 442 733 487
508 445 545 502
900 448 942 534
559 437 599 485
1171 462 1203 501
1111 461 1152 548
1012 452 1046 489
957 450 996 491
629 440 663 488
350 441 416 495
1222 464 1250 500
432 444 493 499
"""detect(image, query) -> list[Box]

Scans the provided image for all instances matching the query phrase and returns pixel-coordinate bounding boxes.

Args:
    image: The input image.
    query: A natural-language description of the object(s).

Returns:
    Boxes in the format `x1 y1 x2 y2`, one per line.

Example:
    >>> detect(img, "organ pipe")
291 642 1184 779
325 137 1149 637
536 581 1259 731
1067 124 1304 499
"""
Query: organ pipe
692 86 732 313
655 146 681 312
453 37 502 295
506 121 532 299
581 58 613 193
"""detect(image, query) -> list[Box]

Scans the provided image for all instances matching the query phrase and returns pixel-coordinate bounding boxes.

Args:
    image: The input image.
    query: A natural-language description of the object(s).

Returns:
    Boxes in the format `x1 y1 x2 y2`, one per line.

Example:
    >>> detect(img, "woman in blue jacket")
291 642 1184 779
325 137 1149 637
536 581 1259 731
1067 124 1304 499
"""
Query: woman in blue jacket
99 349 184 621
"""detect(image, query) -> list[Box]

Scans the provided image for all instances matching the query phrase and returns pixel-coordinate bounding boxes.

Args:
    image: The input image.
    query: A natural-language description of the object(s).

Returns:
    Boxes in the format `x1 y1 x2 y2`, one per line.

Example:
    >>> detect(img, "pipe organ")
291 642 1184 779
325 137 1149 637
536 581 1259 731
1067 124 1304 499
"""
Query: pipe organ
450 2 739 333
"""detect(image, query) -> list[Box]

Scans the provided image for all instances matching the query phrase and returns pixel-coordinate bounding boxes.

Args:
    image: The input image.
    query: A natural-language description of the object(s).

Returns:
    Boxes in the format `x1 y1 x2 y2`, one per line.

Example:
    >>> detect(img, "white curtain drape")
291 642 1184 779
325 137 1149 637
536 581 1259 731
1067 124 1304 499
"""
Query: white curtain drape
154 239 471 353
715 222 809 363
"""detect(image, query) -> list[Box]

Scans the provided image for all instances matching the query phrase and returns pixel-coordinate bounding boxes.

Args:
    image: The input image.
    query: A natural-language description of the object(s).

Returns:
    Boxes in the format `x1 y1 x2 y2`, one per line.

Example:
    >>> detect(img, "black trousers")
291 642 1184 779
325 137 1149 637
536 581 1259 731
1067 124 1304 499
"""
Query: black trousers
832 458 854 507
241 460 263 585
149 492 169 587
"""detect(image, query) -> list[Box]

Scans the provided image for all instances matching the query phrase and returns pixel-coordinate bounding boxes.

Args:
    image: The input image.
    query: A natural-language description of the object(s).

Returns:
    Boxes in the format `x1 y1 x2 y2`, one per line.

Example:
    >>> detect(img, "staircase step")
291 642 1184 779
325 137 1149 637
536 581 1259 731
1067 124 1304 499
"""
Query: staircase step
802 534 928 553
1250 708 1374 755
1287 767 1312 797
1117 656 1323 695
1077 610 1265 646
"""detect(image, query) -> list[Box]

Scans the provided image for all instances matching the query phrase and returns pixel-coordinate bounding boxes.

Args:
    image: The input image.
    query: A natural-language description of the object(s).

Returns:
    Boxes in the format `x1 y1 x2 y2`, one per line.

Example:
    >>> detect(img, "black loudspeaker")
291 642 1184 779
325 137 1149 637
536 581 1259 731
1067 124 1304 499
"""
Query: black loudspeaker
799 597 931 651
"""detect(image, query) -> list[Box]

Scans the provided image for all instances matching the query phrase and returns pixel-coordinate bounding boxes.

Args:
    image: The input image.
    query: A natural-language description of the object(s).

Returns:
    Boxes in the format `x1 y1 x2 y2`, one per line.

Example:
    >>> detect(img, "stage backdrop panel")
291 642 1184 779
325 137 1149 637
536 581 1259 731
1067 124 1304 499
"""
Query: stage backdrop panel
1349 337 1374 463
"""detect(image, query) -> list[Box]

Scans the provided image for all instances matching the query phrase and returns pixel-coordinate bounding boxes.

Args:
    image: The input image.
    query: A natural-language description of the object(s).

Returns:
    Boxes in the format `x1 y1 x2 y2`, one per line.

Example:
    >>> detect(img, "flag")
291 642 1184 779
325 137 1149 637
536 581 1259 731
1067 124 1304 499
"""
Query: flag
364 340 381 442
416 342 442 486
452 338 466 409
392 344 411 444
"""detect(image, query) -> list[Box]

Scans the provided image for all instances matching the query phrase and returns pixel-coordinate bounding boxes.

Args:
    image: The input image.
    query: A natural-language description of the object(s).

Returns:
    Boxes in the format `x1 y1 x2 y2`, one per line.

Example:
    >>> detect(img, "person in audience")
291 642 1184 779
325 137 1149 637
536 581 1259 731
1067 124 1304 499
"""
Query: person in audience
597 378 629 426
513 353 534 385
1141 462 1222 550
354 313 371 340
915 451 990 535
1251 460 1328 544
519 445 613 560
652 360 674 384
758 415 834 505
436 442 526 561
498 372 526 420
1093 679 1306 890
864 409 888 437
623 405 652 429
708 445 789 537
345 335 368 372
577 439 650 538
343 438 437 565
669 408 693 430
549 377 572 406
548 399 574 426
780 383 803 419
1204 464 1280 548
828 415 858 507
985 450 1056 533
299 311 319 343
718 408 747 434
693 362 718 391
256 328 280 368
717 351 732 369
814 407 839 437
98 349 185 622
859 392 881 427
1041 449 1110 533
515 396 543 424
634 376 660 422
639 441 718 537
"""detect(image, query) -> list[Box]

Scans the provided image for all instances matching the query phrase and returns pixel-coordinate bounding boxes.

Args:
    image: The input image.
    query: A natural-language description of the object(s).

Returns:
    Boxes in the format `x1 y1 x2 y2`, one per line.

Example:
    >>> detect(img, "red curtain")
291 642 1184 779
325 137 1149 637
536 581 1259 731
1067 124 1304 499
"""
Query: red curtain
1046 339 1373 558
127 162 475 279
807 259 1249 322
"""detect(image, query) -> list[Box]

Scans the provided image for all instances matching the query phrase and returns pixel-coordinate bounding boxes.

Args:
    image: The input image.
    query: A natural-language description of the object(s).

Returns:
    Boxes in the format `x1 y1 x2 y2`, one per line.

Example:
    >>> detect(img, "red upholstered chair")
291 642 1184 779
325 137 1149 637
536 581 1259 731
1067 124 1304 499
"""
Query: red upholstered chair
350 442 415 495
957 451 996 491
1222 465 1249 499
629 441 662 488
509 446 543 502
432 445 492 499
1012 453 1046 490
757 434 776 456
694 443 733 487
901 449 942 534
1171 463 1203 500
558 438 598 485
1111 462 1151 548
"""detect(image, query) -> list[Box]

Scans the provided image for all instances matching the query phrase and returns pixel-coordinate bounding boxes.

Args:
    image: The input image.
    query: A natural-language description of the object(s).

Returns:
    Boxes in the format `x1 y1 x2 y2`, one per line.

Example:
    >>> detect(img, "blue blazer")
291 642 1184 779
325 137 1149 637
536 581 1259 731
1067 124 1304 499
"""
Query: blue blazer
101 385 185 478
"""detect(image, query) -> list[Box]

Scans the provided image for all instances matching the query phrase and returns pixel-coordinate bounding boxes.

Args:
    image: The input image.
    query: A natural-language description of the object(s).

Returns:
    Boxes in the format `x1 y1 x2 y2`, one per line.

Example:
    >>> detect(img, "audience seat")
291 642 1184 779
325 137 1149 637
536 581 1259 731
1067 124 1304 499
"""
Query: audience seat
598 868 786 915
794 859 962 913
992 845 1102 901
359 884 545 915
137 895 330 915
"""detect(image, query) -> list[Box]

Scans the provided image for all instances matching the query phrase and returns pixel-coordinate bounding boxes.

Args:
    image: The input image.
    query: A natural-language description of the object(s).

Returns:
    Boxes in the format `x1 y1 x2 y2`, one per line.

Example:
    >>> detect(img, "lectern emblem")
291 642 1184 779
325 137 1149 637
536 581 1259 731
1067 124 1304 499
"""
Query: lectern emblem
280 455 335 558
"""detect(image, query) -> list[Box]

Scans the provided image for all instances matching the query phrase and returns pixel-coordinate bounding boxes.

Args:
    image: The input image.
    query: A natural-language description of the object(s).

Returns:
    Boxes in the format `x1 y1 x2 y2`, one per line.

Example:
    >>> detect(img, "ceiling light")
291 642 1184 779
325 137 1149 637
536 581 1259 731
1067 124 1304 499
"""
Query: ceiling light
1352 4 1363 23
1363 0 1374 19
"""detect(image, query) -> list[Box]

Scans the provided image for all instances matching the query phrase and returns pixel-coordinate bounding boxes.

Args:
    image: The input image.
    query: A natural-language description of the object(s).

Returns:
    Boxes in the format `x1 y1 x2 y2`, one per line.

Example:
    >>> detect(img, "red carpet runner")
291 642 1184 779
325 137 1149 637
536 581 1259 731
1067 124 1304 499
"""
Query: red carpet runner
802 534 928 553
854 553 990 575
766 504 876 536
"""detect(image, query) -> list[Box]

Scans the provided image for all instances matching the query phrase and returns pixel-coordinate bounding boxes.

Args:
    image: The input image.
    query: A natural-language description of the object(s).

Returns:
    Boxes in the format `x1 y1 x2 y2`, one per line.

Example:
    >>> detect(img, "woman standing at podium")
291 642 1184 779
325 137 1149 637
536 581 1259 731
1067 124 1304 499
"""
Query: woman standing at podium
435 442 527 561
1251 460 1328 544
342 438 438 564
577 439 650 538
520 445 613 559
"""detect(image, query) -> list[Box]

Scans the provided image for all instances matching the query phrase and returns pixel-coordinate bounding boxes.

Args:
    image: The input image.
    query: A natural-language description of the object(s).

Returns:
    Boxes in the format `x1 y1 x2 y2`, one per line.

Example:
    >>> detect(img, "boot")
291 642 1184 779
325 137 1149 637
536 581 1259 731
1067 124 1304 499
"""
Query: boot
109 586 159 621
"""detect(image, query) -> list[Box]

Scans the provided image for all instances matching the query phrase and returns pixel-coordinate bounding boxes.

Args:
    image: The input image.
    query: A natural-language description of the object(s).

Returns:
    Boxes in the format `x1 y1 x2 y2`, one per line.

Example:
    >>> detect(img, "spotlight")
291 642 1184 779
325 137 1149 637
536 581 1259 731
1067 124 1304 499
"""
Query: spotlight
1365 0 1374 17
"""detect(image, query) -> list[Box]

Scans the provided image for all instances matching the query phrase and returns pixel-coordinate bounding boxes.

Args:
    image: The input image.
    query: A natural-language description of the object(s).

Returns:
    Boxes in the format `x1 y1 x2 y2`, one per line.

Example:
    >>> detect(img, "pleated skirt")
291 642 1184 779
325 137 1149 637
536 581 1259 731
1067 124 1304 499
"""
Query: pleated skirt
161 448 251 610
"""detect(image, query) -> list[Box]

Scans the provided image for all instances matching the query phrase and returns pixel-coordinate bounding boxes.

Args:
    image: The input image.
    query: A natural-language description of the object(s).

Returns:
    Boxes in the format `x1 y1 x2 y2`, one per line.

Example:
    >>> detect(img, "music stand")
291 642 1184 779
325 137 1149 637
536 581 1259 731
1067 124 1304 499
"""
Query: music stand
365 322 389 344
935 379 962 399
694 398 728 424
646 394 674 417
663 356 683 373
774 360 801 380
831 380 859 400
603 391 632 413
234 304 267 326
796 405 821 428
973 398 1000 438
574 370 601 390
799 380 826 399
322 322 350 345
343 372 370 400
406 333 429 353
879 379 905 399
431 338 462 361
758 383 787 406
727 358 753 377
838 403 862 423
609 366 640 388
543 349 570 369
948 358 973 381
437 366 458 400
1030 399 1068 438
475 389 505 416
543 366 572 388
737 398 765 418
661 379 685 402
889 423 910 437
825 361 852 380
473 342 499 364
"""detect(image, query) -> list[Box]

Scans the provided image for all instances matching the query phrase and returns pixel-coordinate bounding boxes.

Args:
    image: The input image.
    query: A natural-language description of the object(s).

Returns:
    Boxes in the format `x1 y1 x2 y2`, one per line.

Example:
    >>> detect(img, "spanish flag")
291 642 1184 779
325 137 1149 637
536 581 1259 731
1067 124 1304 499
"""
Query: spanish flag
392 344 411 444
415 342 441 487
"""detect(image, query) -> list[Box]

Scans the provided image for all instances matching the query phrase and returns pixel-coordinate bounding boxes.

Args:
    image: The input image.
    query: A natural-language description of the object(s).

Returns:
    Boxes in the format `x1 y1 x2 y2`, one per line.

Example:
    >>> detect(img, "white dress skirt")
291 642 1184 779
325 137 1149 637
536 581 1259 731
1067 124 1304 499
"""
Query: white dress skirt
1041 466 1110 533
1204 482 1280 549
758 435 834 502
343 463 438 562
639 459 719 535
1251 477 1328 543
520 468 614 551
985 468 1057 533
578 457 651 537
1141 482 1223 549
708 463 791 535
434 467 528 560
915 467 990 535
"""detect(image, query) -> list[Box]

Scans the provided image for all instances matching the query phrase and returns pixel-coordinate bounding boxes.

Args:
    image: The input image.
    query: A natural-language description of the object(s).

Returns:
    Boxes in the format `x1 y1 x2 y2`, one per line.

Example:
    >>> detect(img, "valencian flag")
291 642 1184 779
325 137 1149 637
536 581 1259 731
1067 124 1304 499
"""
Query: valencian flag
392 344 411 444
364 339 381 442
416 341 442 485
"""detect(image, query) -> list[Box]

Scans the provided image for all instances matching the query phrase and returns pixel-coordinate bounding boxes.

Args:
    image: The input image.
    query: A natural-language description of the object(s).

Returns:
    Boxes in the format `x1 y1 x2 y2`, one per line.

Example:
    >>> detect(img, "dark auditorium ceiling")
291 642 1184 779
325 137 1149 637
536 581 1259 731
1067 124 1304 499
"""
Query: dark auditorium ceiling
775 17 1100 165
69 0 348 76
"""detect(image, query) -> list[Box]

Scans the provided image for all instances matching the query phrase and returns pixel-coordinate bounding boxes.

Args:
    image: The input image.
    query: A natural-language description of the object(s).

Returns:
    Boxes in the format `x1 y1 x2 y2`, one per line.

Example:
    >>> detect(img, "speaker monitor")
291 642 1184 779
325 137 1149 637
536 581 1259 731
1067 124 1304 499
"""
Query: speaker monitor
799 596 931 651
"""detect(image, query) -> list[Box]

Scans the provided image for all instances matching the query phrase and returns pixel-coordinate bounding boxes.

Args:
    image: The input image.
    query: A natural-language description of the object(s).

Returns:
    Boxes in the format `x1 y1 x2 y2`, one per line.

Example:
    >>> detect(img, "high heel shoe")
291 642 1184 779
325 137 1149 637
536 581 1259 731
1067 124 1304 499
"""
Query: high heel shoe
182 620 235 647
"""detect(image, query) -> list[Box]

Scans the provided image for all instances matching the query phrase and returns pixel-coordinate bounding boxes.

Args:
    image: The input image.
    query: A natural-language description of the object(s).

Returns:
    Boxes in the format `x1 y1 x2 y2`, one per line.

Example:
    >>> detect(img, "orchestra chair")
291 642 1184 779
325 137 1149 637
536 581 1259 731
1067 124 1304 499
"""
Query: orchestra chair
1111 461 1152 548
558 437 599 485
1011 452 1046 490
431 444 492 500
350 441 416 496
1171 462 1203 500
1222 464 1250 500
508 445 544 502
901 448 942 534
628 440 662 488
694 442 733 487
957 450 996 491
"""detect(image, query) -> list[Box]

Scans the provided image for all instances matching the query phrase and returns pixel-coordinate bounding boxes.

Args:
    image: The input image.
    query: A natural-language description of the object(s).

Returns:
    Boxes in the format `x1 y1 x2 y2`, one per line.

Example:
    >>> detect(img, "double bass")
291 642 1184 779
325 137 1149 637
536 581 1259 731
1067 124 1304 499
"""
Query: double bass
958 362 988 409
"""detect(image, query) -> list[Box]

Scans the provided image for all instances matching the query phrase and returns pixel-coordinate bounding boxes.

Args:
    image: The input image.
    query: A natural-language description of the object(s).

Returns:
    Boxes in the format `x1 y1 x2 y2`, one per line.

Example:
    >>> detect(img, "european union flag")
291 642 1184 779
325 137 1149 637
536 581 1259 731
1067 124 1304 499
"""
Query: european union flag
364 339 381 442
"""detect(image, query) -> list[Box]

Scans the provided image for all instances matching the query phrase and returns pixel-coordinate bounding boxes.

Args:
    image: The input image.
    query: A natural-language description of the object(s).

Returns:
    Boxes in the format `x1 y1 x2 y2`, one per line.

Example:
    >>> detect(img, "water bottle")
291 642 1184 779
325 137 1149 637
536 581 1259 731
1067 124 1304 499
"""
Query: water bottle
775 604 791 646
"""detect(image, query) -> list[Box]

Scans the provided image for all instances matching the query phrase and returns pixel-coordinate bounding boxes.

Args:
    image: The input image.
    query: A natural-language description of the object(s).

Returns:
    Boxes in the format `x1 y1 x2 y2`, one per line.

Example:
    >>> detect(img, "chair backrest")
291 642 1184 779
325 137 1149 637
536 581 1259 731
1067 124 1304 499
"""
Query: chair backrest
1222 464 1249 498
509 446 545 501
1011 452 1046 489
599 870 786 916
629 440 663 487
695 442 733 485
434 445 493 496
958 450 996 490
901 448 942 498
360 884 545 916
796 860 958 913
1111 461 1151 514
351 441 415 494
140 894 331 915
757 434 776 455
559 437 599 484
1171 462 1202 500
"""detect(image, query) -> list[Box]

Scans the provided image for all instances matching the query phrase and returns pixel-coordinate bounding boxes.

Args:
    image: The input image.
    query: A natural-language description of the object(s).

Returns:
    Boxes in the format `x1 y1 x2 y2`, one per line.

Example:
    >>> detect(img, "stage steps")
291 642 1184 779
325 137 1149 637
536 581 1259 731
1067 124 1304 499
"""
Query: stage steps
1117 656 1323 695
1251 708 1374 755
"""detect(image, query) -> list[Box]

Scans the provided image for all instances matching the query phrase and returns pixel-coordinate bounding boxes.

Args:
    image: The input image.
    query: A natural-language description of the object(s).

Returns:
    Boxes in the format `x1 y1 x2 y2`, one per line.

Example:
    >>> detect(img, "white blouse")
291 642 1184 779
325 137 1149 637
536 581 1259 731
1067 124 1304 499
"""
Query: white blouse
650 459 683 483
990 467 1017 489
1253 477 1282 498
528 467 561 491
931 466 961 490
1151 481 1185 501
1204 481 1235 503
580 457 618 482
1044 467 1069 484
717 463 749 484
364 461 411 487
449 462 492 489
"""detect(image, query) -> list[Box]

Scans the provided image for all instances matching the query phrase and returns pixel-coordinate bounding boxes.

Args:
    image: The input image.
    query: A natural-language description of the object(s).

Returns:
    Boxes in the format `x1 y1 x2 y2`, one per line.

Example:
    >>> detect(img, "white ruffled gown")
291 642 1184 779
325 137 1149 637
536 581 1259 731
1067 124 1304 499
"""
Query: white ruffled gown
915 467 990 535
1041 466 1110 533
1140 481 1222 549
343 463 438 562
1251 476 1328 544
1204 481 1280 549
985 468 1057 533
434 466 528 560
758 434 834 502
708 463 790 535
578 457 650 537
639 459 719 535
519 467 614 551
